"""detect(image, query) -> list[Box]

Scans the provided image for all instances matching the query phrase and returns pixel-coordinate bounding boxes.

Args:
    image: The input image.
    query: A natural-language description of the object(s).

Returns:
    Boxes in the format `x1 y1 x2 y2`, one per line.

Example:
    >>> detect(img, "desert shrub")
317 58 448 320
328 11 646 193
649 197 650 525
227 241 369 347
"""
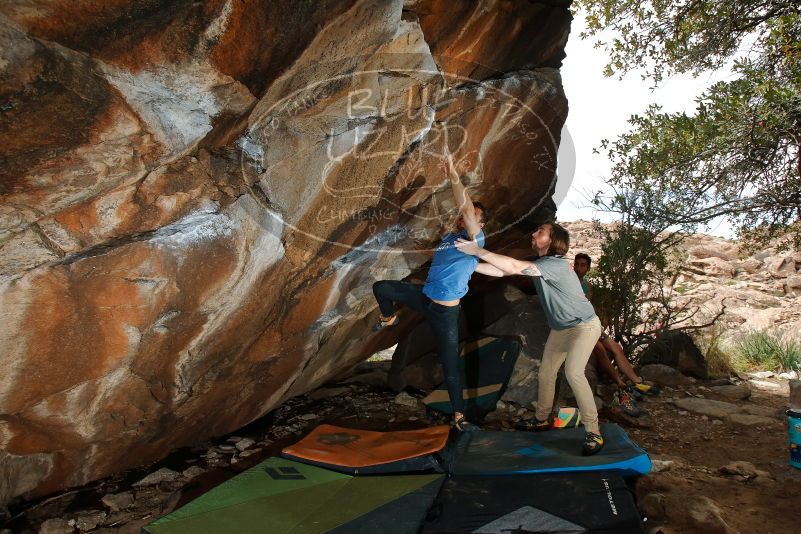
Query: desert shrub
694 327 737 377
734 330 801 372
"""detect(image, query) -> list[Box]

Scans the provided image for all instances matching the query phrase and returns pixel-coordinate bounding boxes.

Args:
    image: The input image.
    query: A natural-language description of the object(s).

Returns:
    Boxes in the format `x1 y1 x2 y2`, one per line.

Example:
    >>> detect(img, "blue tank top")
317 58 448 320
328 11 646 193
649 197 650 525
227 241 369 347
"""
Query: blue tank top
422 230 486 301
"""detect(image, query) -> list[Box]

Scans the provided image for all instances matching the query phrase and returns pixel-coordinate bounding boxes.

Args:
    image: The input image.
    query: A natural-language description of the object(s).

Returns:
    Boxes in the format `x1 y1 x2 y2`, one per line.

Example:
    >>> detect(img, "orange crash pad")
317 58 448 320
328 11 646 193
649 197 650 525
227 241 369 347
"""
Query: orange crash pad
282 424 450 474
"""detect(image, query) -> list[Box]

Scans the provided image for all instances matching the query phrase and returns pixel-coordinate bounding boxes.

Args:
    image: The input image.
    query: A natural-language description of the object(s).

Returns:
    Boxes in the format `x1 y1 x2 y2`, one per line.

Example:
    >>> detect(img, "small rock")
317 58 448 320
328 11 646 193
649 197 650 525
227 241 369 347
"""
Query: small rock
651 459 674 473
408 416 419 421
673 397 739 418
239 448 262 458
749 379 781 390
749 371 774 379
101 491 134 512
640 364 693 387
75 511 107 531
639 493 666 521
38 518 72 534
767 255 796 278
496 400 507 411
712 419 723 425
299 413 318 421
235 438 256 451
678 410 689 416
204 449 221 459
394 392 419 408
133 467 181 487
708 378 732 387
719 461 769 480
728 413 774 426
218 444 237 452
710 383 751 400
182 466 206 479
225 436 243 443
687 496 737 533
785 274 801 296
741 404 776 418
778 371 799 380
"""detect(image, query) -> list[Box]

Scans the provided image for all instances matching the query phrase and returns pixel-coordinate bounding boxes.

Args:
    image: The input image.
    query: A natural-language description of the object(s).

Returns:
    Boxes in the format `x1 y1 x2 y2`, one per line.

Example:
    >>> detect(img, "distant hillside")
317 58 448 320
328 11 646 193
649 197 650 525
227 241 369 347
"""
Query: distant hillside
563 221 801 342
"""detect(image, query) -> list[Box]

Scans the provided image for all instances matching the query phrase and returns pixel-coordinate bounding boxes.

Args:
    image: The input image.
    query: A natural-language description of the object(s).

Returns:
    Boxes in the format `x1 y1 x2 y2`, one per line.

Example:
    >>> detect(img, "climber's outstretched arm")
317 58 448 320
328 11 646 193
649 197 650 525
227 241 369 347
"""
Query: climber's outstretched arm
442 145 482 239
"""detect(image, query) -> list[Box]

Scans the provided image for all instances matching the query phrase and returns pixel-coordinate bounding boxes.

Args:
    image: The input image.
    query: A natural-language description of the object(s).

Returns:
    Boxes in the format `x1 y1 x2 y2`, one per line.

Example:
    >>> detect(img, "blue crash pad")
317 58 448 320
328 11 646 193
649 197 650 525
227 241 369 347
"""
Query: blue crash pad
442 423 651 477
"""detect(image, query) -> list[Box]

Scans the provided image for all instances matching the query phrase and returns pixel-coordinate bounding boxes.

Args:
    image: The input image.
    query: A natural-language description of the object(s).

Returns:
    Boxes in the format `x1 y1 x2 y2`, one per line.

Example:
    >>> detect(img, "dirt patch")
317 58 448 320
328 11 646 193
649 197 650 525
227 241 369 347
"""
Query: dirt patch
628 380 801 533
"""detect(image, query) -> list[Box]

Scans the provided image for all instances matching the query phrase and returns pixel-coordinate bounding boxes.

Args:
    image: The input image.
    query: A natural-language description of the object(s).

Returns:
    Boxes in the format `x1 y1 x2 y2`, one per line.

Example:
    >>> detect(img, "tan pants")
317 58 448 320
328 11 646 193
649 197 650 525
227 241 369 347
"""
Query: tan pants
535 316 603 434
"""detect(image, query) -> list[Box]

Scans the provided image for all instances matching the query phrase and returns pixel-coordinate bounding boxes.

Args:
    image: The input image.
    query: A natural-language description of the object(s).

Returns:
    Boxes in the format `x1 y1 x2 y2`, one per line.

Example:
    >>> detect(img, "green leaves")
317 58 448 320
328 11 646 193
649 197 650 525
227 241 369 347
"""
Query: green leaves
577 1 799 353
579 1 800 248
577 0 798 81
586 218 684 352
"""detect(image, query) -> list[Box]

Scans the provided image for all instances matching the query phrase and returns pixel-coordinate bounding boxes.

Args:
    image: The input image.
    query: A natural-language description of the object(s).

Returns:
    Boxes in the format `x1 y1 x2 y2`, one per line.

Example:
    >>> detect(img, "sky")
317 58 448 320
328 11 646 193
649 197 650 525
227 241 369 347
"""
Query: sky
554 11 737 238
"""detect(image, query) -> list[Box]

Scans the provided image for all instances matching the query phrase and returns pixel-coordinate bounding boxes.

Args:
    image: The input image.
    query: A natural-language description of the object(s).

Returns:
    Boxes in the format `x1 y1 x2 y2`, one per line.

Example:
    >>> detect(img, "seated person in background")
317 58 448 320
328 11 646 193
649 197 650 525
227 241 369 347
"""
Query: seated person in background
572 254 659 416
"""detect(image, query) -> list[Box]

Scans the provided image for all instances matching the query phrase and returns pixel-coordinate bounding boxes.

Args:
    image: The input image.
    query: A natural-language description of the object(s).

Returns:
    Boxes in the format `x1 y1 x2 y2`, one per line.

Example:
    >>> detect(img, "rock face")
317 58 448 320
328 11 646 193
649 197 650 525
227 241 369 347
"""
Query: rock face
0 1 572 503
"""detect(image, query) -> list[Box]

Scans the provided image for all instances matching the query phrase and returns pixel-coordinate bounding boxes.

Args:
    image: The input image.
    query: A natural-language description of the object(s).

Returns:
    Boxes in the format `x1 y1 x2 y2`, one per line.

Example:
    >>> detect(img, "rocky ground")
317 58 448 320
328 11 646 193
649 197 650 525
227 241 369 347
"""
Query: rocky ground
5 359 800 534
564 221 801 341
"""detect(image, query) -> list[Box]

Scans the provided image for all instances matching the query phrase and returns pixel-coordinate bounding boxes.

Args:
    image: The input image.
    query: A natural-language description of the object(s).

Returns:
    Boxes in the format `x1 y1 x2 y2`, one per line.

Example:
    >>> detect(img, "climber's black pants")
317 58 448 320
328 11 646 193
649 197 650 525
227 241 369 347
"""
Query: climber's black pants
372 281 464 415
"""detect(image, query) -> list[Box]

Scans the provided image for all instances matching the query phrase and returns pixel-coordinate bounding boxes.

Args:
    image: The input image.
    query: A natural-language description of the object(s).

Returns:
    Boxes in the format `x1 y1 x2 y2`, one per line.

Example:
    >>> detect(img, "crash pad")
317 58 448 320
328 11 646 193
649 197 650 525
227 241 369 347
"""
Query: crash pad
442 423 651 477
422 336 519 419
282 424 449 474
422 472 645 533
142 457 444 534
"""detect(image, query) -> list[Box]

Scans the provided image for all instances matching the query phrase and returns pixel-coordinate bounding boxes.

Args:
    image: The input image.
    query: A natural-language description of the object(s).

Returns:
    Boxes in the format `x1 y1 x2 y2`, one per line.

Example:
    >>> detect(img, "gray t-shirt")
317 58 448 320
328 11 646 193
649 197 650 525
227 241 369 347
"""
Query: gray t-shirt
530 255 597 330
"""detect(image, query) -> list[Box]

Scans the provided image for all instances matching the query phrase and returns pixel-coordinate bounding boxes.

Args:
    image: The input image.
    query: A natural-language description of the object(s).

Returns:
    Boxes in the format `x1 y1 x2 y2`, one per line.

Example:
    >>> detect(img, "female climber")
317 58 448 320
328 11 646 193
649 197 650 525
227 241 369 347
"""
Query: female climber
372 141 494 432
455 223 606 455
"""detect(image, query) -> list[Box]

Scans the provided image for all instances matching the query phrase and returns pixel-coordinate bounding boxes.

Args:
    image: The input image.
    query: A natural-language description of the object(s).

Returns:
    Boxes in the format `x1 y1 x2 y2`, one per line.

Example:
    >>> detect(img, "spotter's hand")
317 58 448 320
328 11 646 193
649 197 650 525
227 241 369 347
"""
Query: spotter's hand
455 238 482 256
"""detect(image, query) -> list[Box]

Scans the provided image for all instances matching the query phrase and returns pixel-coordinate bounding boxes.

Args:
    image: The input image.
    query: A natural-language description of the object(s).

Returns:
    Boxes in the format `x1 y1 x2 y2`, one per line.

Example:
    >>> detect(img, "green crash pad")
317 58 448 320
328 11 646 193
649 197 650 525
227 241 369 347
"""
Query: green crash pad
142 457 444 534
